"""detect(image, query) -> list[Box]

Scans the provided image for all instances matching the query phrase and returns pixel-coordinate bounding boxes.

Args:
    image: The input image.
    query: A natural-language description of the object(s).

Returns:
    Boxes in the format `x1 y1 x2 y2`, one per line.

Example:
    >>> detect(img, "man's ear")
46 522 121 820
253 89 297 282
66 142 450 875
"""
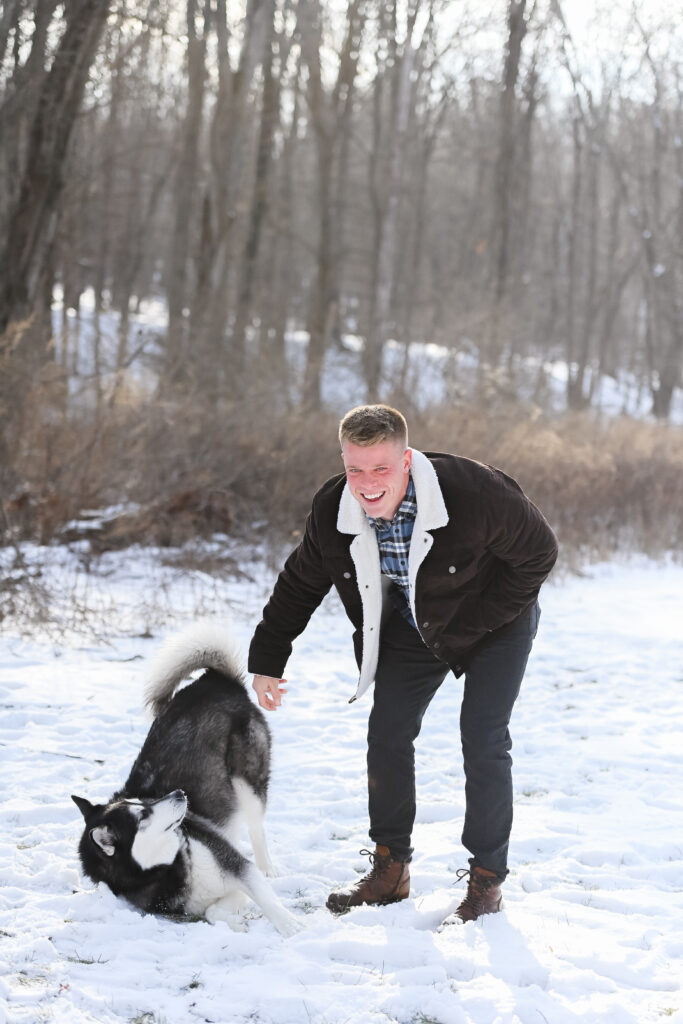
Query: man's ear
404 447 413 471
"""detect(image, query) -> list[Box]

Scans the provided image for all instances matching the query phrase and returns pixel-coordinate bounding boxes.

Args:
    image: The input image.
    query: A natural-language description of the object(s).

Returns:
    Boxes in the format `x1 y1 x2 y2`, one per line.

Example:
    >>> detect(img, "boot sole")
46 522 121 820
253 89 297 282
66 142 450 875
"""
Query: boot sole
438 897 503 930
326 892 409 915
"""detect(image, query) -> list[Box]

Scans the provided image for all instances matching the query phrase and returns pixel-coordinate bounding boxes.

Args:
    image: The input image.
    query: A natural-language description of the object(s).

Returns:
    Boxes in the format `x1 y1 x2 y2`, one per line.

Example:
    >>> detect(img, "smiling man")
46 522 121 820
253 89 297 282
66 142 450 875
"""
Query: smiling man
342 436 412 519
248 404 558 924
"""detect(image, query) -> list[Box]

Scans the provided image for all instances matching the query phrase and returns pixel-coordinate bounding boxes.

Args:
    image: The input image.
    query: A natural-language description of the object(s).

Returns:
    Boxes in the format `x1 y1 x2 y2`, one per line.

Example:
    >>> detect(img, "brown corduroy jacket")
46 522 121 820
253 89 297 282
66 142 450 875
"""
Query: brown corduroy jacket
248 449 558 700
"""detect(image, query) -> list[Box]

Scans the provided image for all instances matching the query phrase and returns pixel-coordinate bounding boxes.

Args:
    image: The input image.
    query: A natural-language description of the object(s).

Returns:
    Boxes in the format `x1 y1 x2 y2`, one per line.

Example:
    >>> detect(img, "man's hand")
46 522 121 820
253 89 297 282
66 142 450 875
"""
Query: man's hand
252 674 288 711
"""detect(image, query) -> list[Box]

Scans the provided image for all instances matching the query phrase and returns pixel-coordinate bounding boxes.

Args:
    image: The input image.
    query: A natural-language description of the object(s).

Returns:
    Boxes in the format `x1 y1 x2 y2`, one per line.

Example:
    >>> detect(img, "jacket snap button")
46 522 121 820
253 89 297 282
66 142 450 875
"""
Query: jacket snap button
449 565 456 573
343 572 351 578
422 621 429 628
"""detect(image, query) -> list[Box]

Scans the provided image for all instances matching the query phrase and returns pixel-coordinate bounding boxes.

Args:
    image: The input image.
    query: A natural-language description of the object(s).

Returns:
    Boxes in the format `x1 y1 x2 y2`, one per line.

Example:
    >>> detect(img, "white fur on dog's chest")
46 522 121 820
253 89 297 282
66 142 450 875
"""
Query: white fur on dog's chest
183 838 241 916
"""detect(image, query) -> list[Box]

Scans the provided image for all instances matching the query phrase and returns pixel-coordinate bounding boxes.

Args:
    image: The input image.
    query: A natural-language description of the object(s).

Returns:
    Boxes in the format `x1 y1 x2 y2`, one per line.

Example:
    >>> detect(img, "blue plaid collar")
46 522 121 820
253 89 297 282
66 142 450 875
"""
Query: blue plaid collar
365 474 417 532
365 474 417 627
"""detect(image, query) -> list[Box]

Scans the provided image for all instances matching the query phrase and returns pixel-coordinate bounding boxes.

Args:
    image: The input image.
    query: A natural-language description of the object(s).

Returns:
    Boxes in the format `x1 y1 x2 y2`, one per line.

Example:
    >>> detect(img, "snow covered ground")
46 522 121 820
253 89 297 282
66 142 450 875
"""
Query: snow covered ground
1 552 682 1024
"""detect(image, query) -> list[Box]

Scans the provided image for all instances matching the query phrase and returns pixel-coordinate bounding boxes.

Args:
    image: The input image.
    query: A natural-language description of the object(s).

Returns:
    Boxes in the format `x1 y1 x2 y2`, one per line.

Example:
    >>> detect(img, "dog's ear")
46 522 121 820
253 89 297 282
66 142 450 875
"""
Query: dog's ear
90 825 116 856
71 795 95 819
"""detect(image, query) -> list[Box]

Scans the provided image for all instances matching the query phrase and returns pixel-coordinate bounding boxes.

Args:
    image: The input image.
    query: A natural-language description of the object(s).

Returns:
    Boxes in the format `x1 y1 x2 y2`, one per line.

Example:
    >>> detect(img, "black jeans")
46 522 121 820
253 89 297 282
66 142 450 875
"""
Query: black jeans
366 602 540 878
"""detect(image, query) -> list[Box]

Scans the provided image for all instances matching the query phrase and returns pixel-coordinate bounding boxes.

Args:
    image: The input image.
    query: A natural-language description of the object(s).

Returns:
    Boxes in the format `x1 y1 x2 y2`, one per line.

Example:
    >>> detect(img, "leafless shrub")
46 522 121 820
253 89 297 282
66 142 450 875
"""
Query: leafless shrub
0 549 51 629
2 368 681 574
413 403 683 561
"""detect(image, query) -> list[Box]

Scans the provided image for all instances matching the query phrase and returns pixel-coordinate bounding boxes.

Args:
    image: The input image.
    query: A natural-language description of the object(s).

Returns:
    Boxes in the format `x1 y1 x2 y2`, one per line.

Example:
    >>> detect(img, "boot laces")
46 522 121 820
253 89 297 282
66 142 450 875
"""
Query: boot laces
358 847 390 878
455 868 498 915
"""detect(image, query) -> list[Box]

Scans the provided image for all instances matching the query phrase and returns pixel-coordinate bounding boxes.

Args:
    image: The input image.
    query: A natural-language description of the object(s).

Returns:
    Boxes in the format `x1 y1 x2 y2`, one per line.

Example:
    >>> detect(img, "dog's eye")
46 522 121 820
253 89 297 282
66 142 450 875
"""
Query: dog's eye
121 800 146 821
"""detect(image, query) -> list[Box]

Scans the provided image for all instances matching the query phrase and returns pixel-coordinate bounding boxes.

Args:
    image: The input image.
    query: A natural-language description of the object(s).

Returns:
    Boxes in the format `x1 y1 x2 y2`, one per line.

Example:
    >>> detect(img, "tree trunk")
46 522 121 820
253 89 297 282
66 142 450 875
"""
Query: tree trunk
0 0 111 337
365 13 416 400
164 0 210 382
192 0 268 392
261 56 304 408
231 0 279 379
568 122 599 410
0 0 62 226
565 112 583 409
485 0 528 376
0 0 21 70
301 0 366 409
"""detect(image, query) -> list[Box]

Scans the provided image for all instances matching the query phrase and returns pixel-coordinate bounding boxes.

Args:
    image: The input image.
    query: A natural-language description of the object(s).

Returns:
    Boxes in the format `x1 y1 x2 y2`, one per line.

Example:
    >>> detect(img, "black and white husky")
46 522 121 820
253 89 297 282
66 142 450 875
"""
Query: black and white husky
72 623 300 937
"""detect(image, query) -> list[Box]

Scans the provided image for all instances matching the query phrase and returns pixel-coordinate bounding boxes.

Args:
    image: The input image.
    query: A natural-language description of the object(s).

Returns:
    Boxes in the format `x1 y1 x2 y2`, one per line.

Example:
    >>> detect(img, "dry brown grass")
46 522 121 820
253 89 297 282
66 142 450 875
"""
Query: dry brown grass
412 404 683 561
1 366 682 565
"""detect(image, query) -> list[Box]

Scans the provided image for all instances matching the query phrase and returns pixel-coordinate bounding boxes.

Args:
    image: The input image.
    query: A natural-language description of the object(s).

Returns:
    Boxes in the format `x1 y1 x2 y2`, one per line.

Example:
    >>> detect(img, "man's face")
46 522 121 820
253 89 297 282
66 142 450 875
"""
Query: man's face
341 439 412 521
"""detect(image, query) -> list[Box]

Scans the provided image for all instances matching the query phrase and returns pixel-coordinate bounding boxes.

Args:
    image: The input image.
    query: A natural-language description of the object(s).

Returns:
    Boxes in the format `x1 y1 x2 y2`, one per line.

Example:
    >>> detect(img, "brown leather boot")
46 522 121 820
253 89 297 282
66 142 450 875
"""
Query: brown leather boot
326 846 410 914
441 866 503 926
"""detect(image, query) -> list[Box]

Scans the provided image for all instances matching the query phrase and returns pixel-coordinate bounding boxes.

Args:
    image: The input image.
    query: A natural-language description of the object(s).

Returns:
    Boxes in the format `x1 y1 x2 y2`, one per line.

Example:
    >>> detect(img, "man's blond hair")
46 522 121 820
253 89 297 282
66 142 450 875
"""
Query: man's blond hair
338 404 408 449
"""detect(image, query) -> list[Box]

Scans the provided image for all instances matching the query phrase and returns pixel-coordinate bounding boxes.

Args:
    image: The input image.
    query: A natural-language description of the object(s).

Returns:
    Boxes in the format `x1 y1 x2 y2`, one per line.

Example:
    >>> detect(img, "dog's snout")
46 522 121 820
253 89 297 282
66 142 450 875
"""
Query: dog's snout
171 789 186 804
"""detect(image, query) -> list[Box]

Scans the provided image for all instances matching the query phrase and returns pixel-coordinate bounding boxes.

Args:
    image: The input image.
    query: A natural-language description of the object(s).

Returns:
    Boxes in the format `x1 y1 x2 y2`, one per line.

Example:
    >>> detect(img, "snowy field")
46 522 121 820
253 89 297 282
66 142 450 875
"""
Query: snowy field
1 551 682 1024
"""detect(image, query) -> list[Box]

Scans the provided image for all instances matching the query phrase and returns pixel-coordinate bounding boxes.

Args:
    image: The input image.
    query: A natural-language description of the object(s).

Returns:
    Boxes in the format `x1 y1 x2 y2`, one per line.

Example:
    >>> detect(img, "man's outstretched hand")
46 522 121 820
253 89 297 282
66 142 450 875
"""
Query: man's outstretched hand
252 674 288 710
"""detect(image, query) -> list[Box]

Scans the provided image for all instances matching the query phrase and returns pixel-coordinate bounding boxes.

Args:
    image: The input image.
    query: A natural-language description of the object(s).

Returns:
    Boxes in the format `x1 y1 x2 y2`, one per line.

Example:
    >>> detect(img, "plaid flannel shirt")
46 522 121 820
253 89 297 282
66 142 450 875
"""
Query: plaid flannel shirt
366 475 417 627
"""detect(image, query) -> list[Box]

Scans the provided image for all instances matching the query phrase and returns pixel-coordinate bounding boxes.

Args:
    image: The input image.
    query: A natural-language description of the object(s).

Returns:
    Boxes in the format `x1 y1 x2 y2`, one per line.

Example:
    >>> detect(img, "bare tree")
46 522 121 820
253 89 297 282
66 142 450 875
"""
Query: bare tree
0 0 62 226
364 2 421 399
0 0 111 338
259 48 306 403
484 0 529 377
230 0 282 374
164 0 211 381
191 0 270 392
300 0 367 408
395 37 454 393
634 18 683 419
1 0 680 428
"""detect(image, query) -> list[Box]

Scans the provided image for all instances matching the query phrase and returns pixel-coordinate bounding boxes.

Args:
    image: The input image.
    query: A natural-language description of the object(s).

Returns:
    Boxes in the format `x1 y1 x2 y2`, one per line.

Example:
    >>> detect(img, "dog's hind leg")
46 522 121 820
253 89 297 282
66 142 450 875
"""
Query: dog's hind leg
233 777 277 877
212 887 249 915
205 885 251 930
188 819 300 937
205 899 249 931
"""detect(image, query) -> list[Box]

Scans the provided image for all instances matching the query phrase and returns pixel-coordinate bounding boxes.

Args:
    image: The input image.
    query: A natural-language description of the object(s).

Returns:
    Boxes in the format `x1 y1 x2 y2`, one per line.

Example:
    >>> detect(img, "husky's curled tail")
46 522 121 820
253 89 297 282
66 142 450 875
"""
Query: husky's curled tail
144 621 246 717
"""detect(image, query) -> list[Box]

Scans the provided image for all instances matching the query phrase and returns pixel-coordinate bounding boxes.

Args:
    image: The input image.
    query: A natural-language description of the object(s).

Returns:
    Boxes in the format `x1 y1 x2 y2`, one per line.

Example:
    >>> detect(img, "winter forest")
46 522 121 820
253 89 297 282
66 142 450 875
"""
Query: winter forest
2 6 683 1024
1 0 683 592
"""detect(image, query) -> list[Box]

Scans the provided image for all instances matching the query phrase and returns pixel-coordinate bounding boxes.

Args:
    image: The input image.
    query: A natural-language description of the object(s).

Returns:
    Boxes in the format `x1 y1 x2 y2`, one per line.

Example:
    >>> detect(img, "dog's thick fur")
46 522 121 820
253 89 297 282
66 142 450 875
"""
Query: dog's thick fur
72 623 300 936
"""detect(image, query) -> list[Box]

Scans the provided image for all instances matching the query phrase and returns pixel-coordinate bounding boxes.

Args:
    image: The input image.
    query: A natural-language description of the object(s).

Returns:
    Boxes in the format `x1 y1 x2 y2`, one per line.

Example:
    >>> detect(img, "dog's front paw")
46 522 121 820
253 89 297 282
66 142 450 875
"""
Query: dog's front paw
273 909 304 938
